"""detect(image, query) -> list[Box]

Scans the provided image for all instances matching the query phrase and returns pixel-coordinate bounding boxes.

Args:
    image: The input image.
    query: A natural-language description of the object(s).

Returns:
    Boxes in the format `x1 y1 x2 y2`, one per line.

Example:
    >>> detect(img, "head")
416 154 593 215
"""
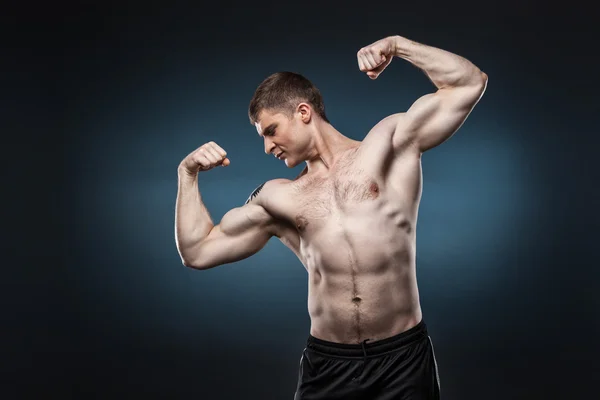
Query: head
248 72 329 168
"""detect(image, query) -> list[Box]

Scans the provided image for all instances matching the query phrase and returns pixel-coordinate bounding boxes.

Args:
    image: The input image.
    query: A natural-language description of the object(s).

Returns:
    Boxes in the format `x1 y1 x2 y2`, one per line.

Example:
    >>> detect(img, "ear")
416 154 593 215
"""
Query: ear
296 103 312 124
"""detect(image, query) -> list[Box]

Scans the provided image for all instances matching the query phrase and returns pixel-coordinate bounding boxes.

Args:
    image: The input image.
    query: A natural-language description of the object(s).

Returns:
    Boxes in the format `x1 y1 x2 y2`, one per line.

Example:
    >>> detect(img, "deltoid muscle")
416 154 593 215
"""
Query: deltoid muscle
245 182 265 205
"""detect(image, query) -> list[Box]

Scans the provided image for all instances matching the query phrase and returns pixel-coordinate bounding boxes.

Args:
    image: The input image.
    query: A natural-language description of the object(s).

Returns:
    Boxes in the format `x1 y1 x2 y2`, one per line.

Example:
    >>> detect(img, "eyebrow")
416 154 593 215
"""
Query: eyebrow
260 123 278 137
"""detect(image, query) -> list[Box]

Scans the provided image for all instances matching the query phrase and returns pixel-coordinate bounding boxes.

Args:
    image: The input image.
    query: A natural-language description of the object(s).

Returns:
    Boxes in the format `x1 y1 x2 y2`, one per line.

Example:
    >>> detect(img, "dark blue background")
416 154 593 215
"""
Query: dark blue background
5 2 598 399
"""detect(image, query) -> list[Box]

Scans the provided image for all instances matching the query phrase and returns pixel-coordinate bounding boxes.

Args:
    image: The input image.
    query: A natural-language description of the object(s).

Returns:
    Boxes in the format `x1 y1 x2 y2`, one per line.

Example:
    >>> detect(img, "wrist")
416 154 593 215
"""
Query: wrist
391 35 411 57
178 165 198 180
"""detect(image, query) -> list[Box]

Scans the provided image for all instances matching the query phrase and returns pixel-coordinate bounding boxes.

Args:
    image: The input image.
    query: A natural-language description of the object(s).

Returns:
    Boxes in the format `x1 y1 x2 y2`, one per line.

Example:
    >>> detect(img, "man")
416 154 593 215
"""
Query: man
175 34 487 399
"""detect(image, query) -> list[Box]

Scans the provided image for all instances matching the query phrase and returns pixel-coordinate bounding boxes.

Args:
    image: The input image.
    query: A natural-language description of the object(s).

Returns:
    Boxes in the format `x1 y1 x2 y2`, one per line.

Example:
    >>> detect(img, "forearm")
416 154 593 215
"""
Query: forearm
392 35 486 89
175 167 214 264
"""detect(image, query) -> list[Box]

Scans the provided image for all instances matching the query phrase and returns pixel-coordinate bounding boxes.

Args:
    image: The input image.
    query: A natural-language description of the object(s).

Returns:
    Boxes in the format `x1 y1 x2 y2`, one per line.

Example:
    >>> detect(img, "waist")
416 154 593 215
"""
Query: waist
307 274 420 325
306 318 428 358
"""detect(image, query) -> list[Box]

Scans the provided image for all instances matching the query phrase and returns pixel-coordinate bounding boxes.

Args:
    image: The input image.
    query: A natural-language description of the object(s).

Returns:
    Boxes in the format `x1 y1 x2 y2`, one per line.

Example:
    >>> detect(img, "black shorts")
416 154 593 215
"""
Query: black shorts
294 319 441 400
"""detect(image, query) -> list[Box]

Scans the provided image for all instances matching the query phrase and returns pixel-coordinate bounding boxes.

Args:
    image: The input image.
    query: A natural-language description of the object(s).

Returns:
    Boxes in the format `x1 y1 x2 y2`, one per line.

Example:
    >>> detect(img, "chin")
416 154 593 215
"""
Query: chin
284 156 301 168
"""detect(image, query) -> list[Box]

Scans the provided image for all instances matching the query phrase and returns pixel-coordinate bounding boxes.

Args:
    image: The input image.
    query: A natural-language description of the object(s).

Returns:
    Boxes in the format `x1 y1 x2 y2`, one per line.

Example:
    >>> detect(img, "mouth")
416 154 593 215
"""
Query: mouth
275 151 284 159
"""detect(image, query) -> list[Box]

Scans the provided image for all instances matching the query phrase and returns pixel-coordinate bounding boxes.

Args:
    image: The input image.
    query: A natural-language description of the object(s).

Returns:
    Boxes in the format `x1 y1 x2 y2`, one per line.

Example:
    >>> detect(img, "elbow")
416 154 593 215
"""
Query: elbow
476 72 488 100
177 239 213 270
180 255 196 269
462 65 487 88
445 69 488 92
480 71 488 83
480 71 488 88
464 70 488 100
179 252 211 270
181 258 212 271
475 70 488 92
181 258 198 269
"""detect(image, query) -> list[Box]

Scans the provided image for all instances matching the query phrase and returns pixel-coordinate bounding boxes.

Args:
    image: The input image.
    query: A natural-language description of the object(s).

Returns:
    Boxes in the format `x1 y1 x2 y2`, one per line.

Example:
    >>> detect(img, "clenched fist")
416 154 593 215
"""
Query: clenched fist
357 36 397 79
179 141 230 175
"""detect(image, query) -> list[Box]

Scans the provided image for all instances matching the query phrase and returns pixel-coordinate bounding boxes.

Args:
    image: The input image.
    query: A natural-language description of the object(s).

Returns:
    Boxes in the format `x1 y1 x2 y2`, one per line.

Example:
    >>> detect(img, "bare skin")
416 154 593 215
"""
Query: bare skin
175 35 488 344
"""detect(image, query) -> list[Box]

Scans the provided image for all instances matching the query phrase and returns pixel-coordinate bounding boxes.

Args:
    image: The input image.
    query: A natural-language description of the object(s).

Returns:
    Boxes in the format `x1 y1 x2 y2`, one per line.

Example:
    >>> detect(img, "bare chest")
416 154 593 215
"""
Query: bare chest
282 151 383 233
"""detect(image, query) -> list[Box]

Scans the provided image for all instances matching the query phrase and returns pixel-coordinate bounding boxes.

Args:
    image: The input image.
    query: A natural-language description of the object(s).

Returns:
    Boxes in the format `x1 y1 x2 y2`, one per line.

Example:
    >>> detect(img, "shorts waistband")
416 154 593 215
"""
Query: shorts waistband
306 319 428 358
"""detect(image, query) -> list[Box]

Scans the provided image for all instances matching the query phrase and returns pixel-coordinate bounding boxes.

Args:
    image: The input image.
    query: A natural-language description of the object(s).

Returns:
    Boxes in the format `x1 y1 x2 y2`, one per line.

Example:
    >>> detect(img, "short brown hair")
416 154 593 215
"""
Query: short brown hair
248 71 329 125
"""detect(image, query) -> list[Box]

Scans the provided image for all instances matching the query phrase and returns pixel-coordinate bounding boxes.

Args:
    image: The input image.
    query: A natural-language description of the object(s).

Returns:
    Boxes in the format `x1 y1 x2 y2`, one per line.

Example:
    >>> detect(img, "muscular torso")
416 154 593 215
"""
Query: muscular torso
263 127 423 344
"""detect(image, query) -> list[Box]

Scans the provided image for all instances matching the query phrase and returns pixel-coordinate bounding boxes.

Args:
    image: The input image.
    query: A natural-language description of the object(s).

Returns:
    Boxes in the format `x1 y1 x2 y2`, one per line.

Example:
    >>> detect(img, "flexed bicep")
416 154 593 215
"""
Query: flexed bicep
395 78 487 153
185 204 275 270
183 182 278 270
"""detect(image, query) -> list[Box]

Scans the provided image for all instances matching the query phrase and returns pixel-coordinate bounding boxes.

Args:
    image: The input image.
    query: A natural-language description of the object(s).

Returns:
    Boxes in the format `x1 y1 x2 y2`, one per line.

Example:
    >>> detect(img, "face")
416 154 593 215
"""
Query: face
255 104 313 168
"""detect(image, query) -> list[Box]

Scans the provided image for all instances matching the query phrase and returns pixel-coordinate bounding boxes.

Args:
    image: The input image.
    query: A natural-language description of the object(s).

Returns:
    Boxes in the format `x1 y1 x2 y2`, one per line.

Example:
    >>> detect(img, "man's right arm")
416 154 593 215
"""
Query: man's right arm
175 170 276 270
175 140 278 270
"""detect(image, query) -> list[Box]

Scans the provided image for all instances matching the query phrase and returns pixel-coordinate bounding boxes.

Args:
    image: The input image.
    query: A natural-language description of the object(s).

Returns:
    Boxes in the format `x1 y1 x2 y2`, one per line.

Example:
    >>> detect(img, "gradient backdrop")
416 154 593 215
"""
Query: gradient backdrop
5 2 598 400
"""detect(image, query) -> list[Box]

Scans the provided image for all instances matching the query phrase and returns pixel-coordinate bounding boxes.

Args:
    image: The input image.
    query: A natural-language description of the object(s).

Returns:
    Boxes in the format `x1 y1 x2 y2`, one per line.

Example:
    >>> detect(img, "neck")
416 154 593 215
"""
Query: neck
305 120 359 173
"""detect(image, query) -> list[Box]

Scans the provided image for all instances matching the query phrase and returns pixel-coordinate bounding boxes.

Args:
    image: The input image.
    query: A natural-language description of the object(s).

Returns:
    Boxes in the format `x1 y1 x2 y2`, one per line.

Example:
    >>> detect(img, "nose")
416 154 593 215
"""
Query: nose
264 138 275 155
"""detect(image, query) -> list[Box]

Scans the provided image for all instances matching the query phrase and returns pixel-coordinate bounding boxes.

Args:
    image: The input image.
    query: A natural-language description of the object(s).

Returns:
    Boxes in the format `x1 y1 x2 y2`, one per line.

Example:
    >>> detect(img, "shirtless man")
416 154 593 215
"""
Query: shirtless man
175 34 487 399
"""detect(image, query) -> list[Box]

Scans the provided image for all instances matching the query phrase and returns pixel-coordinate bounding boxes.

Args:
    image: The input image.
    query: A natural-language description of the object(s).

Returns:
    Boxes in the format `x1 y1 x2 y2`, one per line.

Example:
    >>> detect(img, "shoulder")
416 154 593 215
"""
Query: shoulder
244 178 291 205
245 182 266 205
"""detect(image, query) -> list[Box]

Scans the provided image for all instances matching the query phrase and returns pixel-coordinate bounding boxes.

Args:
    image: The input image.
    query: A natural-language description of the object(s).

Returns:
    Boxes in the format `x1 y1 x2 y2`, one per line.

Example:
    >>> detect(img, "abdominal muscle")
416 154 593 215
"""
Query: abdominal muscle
302 208 422 344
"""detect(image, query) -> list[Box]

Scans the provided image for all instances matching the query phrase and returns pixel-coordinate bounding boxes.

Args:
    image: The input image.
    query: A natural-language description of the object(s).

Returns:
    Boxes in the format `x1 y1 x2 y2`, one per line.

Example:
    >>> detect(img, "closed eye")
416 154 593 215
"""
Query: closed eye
262 123 278 137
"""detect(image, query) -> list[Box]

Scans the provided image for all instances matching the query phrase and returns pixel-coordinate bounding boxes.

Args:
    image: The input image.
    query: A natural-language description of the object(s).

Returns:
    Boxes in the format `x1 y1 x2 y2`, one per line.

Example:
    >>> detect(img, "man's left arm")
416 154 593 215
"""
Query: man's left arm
358 35 488 153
